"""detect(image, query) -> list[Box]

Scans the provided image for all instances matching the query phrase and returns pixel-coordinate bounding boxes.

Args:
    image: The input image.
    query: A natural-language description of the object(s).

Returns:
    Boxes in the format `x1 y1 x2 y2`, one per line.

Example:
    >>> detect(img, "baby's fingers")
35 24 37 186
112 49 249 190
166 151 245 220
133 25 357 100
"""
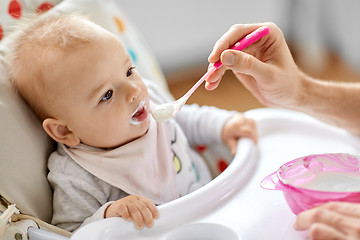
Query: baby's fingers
141 197 160 220
227 138 238 156
132 198 157 229
243 124 258 144
127 202 146 230
116 202 131 220
106 195 159 230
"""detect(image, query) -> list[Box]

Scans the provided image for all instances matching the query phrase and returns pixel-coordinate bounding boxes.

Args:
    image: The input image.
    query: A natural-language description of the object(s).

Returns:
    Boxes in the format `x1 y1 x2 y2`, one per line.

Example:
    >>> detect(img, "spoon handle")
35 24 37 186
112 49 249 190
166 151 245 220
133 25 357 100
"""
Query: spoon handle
182 66 217 100
213 26 270 69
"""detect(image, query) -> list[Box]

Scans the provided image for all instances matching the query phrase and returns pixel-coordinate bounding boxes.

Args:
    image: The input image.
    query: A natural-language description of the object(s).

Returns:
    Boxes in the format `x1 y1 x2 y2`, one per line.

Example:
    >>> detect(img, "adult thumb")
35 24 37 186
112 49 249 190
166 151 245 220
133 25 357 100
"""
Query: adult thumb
221 50 265 78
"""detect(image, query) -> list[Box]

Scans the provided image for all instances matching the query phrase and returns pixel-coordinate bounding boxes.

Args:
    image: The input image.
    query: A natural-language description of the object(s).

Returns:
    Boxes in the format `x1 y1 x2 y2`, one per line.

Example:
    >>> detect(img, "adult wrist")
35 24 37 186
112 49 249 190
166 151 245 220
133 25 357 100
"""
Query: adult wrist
290 71 315 112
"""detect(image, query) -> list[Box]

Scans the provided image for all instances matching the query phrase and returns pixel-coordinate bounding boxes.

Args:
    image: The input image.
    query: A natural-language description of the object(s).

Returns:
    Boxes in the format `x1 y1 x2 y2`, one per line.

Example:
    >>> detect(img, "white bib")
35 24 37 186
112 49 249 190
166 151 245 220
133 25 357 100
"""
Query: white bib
61 117 179 204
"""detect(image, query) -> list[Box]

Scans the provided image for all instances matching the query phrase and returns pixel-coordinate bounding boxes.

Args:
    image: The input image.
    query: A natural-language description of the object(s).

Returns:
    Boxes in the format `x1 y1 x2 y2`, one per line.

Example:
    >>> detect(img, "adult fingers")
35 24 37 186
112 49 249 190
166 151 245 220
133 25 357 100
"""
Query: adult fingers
205 64 225 91
205 79 220 91
208 24 262 64
294 207 339 231
205 50 270 93
321 201 360 218
309 223 346 240
294 206 358 233
206 64 225 84
221 50 270 82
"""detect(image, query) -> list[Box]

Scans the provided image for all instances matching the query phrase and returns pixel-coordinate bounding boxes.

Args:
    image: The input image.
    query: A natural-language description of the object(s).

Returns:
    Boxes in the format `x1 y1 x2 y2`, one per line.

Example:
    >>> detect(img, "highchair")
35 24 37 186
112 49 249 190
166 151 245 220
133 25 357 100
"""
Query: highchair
2 1 360 240
0 0 239 239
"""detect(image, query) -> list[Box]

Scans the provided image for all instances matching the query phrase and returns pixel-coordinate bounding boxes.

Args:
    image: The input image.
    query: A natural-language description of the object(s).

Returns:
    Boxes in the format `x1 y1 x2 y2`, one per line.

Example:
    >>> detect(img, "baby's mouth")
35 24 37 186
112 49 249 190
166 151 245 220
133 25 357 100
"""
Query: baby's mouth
130 100 148 125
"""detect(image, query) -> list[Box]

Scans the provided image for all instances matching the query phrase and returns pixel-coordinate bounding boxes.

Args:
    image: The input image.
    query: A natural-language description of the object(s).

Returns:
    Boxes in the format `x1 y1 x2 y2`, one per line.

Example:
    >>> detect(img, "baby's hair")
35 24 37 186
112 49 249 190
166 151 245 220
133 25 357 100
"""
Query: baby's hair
5 12 96 121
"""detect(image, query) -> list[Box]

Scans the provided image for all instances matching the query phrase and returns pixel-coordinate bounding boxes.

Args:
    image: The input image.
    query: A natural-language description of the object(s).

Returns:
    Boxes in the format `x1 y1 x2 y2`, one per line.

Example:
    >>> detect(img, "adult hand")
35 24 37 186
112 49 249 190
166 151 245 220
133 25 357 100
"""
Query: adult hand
206 22 304 110
294 201 360 240
207 22 360 135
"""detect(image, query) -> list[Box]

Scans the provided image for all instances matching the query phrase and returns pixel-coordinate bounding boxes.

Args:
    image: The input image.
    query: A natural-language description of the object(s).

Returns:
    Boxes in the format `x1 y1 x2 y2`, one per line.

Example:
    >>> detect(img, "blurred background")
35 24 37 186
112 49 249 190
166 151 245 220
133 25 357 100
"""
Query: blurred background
115 0 291 73
116 0 360 112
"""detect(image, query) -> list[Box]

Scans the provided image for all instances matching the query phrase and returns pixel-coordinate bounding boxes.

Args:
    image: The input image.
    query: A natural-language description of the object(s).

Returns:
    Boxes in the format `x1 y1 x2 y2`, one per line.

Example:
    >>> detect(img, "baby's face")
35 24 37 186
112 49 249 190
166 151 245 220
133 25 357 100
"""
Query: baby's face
47 24 150 148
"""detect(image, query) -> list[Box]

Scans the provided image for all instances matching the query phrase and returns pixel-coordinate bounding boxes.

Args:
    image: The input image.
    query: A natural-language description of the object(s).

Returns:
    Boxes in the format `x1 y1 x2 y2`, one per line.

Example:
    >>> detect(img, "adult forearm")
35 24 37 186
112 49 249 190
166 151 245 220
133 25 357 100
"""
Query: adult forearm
294 74 360 135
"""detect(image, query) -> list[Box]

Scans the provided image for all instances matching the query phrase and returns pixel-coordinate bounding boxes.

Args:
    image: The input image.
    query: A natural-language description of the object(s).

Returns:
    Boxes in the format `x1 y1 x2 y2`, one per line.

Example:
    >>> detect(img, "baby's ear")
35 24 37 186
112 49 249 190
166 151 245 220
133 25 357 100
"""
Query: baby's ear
42 118 80 146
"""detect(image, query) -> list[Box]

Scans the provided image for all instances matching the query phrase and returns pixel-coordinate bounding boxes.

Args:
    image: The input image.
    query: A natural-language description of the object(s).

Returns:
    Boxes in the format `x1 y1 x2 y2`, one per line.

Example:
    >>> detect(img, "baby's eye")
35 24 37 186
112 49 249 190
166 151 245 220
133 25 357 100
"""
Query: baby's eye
100 90 113 102
127 66 136 77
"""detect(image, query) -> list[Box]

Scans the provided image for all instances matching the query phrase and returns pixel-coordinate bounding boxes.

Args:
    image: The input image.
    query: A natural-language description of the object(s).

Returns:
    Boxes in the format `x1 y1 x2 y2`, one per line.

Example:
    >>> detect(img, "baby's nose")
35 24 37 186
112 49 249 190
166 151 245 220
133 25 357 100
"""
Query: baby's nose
127 83 140 103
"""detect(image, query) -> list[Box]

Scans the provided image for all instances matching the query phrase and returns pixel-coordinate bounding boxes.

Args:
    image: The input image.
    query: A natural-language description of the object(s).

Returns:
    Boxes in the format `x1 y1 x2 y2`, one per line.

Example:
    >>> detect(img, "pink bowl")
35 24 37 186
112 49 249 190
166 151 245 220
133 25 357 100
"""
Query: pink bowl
261 153 360 215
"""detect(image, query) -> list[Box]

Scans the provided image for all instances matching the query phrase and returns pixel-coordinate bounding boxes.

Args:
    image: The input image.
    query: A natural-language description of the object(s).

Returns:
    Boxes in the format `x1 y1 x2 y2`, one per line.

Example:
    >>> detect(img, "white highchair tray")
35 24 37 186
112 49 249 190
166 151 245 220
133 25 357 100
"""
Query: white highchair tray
71 108 360 240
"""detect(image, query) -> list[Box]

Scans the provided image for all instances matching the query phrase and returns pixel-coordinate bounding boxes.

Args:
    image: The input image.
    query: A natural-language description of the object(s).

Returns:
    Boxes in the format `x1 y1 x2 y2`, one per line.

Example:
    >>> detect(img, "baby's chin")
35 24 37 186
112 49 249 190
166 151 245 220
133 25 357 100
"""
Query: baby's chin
86 113 151 149
82 130 147 150
135 116 151 135
112 119 151 149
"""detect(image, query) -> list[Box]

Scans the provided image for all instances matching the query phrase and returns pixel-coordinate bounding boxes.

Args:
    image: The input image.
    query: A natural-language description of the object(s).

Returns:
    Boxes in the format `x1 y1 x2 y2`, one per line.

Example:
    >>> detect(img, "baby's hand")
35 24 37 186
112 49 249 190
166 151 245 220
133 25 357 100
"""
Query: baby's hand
222 113 257 156
105 195 159 230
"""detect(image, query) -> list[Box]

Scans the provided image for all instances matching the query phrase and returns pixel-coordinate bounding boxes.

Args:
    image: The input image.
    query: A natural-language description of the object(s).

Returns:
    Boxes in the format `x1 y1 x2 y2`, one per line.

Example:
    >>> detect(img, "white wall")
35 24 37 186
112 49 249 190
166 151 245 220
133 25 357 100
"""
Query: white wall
114 0 291 73
286 0 360 73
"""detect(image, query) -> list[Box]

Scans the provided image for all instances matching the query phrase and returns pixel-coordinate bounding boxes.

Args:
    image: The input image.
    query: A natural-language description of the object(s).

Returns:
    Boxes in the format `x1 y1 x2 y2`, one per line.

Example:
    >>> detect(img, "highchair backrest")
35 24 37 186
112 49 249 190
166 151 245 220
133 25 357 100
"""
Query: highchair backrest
0 53 54 222
0 0 167 224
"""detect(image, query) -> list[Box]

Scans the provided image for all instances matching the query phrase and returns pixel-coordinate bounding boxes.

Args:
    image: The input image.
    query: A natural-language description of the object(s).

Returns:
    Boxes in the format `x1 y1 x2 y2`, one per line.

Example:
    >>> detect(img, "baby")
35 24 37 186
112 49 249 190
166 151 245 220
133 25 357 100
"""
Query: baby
5 13 257 232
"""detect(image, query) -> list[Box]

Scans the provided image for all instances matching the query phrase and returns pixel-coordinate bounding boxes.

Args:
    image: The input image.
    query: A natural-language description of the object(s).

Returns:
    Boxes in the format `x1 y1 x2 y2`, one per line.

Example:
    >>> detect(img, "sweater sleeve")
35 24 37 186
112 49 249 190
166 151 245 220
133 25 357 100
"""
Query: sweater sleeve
174 104 236 147
47 151 127 232
144 78 236 147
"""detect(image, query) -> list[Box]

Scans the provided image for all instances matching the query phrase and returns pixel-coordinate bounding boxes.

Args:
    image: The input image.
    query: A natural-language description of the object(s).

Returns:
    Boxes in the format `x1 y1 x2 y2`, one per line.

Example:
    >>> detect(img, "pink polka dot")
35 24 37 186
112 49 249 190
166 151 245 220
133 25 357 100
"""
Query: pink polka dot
196 145 207 153
36 2 54 14
8 0 22 19
0 25 3 41
217 159 229 173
